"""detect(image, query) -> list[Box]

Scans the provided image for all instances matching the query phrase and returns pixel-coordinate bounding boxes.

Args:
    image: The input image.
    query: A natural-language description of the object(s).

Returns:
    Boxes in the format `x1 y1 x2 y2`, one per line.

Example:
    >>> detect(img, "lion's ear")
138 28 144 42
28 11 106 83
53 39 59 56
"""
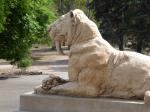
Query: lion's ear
70 10 74 18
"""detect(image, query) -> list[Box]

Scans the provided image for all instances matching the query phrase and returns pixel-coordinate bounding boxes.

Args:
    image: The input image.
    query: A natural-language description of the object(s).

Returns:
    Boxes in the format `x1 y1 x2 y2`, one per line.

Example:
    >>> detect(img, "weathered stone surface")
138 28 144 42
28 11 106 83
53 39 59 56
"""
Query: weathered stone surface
144 91 150 106
35 9 150 104
20 92 150 112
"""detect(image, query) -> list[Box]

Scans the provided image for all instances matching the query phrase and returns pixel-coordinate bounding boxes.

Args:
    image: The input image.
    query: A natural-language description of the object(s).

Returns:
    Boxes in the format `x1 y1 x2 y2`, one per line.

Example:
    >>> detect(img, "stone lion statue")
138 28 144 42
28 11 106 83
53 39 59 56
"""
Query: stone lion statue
35 9 150 105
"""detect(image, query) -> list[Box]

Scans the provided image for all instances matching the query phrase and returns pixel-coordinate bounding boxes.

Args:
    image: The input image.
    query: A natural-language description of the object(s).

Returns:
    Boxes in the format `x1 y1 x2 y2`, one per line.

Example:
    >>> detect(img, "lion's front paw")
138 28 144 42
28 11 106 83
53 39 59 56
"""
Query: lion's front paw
42 75 68 91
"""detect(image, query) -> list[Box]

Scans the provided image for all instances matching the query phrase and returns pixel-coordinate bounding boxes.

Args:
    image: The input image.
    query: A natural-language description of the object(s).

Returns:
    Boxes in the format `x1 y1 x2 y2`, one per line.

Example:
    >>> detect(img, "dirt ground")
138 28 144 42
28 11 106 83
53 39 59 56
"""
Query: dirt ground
0 45 69 79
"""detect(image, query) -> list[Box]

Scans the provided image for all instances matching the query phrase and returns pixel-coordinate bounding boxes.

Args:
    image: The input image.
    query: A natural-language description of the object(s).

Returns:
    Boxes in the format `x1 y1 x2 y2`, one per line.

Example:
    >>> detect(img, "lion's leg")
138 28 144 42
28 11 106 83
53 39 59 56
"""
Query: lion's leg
68 67 79 81
49 82 99 97
68 55 81 81
34 76 98 97
144 91 150 106
34 76 68 94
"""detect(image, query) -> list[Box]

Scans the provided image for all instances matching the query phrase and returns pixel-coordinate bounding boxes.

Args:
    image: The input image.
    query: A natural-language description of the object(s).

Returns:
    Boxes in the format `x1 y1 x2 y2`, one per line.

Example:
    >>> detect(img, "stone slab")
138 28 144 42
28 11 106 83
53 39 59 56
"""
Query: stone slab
20 92 150 112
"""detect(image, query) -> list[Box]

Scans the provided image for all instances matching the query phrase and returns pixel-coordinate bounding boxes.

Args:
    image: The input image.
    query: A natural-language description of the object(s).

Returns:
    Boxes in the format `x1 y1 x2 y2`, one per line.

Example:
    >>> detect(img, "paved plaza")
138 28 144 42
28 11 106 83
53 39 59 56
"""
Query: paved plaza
0 47 68 112
0 75 48 112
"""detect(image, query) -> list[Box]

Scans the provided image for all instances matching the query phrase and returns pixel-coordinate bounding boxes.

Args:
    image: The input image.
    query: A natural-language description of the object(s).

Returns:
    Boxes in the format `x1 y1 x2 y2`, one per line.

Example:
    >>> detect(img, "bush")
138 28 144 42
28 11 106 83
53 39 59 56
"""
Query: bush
0 0 57 69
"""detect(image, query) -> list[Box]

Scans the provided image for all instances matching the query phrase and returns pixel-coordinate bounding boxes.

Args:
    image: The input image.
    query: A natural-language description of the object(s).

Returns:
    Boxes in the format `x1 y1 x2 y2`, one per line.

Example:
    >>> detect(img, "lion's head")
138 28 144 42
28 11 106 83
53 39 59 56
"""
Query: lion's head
48 9 101 54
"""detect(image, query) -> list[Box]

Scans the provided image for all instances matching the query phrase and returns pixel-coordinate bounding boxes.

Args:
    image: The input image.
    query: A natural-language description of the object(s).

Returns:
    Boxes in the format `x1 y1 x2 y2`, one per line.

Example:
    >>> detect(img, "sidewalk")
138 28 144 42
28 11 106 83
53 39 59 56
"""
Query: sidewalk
0 75 48 112
0 46 68 112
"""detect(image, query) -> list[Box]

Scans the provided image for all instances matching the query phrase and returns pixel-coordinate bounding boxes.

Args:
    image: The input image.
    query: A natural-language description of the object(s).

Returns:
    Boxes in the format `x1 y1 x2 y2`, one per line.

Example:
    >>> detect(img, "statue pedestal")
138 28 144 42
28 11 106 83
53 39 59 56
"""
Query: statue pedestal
20 92 150 112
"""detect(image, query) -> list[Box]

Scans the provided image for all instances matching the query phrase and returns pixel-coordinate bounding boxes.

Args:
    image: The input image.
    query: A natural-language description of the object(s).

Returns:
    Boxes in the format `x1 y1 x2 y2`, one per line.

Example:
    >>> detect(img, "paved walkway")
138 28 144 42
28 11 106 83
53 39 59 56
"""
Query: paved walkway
0 46 68 112
0 75 48 112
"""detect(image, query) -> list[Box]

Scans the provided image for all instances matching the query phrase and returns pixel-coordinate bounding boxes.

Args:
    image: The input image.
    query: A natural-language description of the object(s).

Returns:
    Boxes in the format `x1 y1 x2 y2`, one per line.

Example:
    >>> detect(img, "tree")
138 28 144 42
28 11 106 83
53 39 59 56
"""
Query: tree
56 0 93 17
125 0 150 52
0 0 57 68
90 0 128 50
90 0 150 52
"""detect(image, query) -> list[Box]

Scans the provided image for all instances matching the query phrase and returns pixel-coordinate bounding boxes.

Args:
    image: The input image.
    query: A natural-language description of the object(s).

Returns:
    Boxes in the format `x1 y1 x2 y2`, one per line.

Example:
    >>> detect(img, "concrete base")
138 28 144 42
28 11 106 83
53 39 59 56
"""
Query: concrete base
20 92 150 112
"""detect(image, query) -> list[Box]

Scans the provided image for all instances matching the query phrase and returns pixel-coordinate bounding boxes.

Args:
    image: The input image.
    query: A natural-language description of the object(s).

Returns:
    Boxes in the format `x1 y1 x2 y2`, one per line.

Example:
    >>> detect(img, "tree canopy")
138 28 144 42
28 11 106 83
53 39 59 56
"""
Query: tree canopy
0 0 57 68
90 0 150 52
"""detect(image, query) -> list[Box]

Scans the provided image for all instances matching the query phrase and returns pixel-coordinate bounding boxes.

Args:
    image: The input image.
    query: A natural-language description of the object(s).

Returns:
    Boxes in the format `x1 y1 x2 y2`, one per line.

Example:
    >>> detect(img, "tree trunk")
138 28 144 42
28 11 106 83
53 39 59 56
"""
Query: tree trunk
69 0 75 10
59 0 64 14
136 38 143 53
86 0 90 17
118 35 124 51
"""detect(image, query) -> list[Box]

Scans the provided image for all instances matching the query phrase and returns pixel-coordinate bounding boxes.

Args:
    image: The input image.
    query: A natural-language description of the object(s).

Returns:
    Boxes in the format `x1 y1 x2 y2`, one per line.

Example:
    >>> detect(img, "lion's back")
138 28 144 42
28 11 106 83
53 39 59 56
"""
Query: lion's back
107 51 150 98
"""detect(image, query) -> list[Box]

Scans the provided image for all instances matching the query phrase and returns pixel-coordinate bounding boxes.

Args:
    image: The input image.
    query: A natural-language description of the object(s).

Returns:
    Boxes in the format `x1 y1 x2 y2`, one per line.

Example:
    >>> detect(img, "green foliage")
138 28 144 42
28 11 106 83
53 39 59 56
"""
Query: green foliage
124 0 150 52
90 0 150 52
0 0 57 69
17 57 32 70
56 0 88 14
29 0 57 45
